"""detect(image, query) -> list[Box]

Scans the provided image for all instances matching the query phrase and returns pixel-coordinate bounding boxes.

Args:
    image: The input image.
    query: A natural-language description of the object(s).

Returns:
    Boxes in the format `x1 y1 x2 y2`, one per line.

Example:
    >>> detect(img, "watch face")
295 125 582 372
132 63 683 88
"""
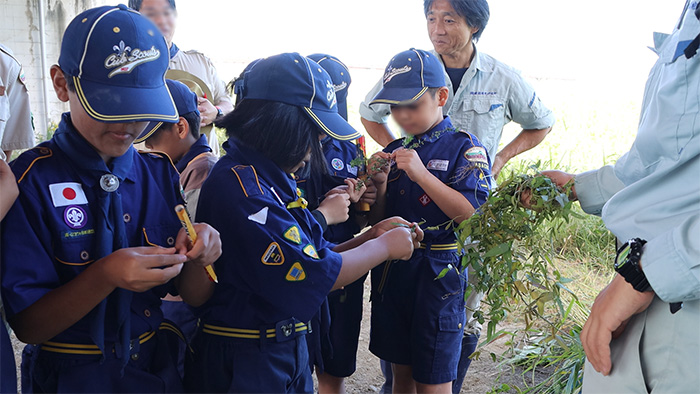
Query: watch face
615 242 631 269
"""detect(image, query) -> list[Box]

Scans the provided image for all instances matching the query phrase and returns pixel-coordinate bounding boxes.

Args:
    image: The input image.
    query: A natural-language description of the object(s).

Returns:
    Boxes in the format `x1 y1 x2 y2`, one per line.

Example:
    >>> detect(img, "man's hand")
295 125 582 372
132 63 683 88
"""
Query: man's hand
580 274 654 376
174 223 222 267
393 148 428 184
99 247 187 292
197 97 218 126
520 169 578 208
491 154 507 180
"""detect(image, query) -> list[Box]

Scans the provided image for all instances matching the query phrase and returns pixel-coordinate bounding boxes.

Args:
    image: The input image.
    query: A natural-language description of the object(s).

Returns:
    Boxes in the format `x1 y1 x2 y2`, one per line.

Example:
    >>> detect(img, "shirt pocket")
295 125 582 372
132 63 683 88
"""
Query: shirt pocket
141 224 179 248
53 234 97 281
458 99 505 154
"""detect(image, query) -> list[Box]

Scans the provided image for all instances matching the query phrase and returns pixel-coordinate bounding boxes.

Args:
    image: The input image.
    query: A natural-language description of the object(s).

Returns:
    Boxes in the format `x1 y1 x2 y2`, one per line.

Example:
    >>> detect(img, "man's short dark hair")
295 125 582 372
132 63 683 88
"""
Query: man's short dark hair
128 0 176 11
424 0 490 41
153 110 200 139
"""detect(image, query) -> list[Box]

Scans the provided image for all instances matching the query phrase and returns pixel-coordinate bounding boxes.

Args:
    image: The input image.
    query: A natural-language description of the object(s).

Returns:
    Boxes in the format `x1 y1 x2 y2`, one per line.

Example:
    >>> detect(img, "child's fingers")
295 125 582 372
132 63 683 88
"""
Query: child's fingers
174 228 191 254
140 250 188 268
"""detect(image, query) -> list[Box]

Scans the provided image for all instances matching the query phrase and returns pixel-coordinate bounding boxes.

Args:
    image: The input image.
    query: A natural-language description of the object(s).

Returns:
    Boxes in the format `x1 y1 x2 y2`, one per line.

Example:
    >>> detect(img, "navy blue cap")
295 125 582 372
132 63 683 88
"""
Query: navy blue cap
307 54 351 121
135 79 199 143
370 48 445 106
233 58 262 100
58 4 177 123
242 53 360 141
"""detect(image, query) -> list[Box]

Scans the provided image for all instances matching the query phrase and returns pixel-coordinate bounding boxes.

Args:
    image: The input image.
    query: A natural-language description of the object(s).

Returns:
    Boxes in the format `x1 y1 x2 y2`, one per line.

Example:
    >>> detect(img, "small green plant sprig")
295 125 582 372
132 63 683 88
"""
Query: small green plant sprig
452 165 582 343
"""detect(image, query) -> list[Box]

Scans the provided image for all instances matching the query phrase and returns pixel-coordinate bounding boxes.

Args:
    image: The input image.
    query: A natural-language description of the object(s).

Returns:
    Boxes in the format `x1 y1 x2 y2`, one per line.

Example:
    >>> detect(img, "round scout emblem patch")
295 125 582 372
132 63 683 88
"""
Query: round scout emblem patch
64 206 87 229
331 158 344 171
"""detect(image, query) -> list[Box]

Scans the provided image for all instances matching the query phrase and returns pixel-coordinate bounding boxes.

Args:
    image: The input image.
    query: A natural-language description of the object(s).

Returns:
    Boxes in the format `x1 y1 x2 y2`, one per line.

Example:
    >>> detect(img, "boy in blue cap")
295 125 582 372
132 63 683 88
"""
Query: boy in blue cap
0 5 221 392
186 52 423 393
367 48 491 393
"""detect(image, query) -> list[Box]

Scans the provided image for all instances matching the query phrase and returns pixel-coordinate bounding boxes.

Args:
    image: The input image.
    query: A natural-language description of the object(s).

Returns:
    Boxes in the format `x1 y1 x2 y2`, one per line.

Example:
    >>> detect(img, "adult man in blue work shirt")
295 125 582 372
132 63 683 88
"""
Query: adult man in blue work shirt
540 2 699 392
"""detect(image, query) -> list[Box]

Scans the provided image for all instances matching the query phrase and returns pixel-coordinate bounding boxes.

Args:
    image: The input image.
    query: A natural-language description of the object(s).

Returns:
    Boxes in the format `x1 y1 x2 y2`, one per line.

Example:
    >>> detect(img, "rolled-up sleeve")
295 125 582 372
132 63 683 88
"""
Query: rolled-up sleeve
359 78 391 124
574 165 626 216
507 74 556 131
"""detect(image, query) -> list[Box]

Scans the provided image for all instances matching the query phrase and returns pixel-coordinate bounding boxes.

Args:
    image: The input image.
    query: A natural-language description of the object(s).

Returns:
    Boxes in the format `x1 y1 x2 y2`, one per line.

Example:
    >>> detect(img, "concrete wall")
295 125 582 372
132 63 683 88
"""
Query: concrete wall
0 0 109 140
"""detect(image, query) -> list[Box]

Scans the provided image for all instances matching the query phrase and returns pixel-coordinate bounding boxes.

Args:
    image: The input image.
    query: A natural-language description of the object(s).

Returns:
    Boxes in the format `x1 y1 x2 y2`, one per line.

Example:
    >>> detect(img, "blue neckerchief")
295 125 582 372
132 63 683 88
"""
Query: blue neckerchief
175 134 212 173
169 42 179 59
53 113 135 370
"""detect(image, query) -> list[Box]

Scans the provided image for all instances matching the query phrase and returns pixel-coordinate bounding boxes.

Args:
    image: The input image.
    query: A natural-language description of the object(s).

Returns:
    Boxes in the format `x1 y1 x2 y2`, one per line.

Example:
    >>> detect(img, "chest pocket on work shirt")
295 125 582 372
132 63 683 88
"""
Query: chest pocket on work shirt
142 224 179 248
454 99 505 153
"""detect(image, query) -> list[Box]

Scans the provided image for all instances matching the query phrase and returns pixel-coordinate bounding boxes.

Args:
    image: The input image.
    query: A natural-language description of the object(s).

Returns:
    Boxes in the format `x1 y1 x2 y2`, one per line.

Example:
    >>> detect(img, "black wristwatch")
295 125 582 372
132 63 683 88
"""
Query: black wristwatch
614 238 651 292
216 106 224 118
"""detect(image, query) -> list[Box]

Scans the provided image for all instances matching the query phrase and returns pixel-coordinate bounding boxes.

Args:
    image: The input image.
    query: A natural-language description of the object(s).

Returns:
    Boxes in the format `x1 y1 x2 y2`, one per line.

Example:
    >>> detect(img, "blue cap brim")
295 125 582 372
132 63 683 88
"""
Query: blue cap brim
304 107 360 141
74 76 178 123
370 86 429 106
134 121 165 143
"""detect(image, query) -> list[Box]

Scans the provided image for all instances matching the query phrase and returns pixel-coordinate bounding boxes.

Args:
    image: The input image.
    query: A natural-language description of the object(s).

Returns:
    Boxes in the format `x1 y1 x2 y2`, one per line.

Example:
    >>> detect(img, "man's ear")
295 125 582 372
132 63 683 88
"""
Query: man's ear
437 86 450 106
50 65 69 103
176 117 189 140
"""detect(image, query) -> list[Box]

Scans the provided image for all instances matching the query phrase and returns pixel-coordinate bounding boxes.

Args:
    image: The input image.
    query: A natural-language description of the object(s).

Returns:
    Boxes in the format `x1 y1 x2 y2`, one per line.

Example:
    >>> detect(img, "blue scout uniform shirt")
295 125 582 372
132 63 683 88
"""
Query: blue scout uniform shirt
195 138 343 327
175 134 212 174
575 4 700 303
383 116 491 244
297 137 361 244
1 113 183 348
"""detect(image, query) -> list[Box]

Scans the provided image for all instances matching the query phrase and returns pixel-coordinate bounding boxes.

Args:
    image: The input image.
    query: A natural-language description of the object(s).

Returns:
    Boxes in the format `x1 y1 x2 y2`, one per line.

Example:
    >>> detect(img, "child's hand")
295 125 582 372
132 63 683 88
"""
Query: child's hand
359 179 377 206
370 216 424 243
344 178 366 203
100 247 186 292
368 152 391 185
175 223 222 267
0 159 18 220
317 192 350 225
376 227 419 261
393 148 428 184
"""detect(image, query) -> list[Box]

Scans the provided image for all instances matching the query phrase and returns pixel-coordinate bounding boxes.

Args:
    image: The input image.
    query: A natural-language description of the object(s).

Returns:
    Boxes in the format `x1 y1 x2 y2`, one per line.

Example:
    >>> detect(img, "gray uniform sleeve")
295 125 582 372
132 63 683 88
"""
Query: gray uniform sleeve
574 165 626 216
506 73 556 131
643 214 700 303
359 77 390 124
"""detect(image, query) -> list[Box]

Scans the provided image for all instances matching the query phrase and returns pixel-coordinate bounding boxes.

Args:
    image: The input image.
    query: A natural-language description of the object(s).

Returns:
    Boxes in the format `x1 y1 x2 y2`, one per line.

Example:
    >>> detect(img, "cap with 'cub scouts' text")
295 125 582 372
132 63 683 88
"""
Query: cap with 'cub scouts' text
241 53 361 141
58 4 177 123
135 79 200 143
307 54 351 121
370 48 445 106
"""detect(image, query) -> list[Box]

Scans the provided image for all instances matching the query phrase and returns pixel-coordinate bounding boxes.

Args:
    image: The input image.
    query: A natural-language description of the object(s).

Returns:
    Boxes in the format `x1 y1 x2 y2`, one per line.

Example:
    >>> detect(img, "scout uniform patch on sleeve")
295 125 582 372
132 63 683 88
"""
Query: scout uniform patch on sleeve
248 207 269 225
285 262 307 282
283 226 302 245
464 147 489 169
261 242 285 265
302 244 319 259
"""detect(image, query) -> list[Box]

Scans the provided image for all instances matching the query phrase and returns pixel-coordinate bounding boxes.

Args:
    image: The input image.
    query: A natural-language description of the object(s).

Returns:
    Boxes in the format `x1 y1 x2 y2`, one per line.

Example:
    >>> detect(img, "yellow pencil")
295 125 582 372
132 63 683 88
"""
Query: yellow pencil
174 204 218 283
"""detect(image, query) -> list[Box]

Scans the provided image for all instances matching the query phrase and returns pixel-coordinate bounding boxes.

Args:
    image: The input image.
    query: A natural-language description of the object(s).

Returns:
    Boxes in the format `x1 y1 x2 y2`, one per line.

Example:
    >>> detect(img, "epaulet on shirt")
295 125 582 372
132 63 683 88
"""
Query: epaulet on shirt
137 149 178 172
230 165 265 198
14 145 53 184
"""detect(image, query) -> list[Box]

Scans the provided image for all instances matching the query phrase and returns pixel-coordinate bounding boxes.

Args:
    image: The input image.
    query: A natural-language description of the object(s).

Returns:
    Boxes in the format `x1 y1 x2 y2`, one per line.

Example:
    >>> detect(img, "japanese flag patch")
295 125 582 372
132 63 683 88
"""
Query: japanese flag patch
49 183 88 207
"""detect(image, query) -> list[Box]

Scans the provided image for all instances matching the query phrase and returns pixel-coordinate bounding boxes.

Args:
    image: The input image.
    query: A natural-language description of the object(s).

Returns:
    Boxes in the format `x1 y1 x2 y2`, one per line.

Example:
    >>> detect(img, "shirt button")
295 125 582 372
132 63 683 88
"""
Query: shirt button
80 251 90 261
458 323 463 329
144 309 151 318
123 213 131 223
166 236 175 246
400 189 405 195
131 353 139 361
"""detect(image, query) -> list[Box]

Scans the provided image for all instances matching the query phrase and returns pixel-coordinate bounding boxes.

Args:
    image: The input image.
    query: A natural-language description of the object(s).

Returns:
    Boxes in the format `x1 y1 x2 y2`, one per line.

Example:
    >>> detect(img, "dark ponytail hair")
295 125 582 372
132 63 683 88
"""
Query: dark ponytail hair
217 99 327 176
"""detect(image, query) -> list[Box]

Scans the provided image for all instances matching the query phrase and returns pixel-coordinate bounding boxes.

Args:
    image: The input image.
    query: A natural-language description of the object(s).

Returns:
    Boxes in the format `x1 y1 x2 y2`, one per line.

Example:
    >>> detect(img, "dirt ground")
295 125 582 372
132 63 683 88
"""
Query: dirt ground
9 281 543 393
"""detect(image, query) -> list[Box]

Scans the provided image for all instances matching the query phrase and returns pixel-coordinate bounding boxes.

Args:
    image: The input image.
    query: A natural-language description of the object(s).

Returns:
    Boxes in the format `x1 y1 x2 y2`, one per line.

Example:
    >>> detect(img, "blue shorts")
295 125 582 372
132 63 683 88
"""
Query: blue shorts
322 273 367 377
370 247 466 384
22 324 184 393
185 319 313 393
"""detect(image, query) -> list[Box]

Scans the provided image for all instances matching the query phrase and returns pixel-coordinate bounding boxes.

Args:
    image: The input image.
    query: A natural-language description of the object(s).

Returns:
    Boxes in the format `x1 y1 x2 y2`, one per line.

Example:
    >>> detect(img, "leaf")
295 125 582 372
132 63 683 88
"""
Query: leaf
483 242 511 258
434 267 450 280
